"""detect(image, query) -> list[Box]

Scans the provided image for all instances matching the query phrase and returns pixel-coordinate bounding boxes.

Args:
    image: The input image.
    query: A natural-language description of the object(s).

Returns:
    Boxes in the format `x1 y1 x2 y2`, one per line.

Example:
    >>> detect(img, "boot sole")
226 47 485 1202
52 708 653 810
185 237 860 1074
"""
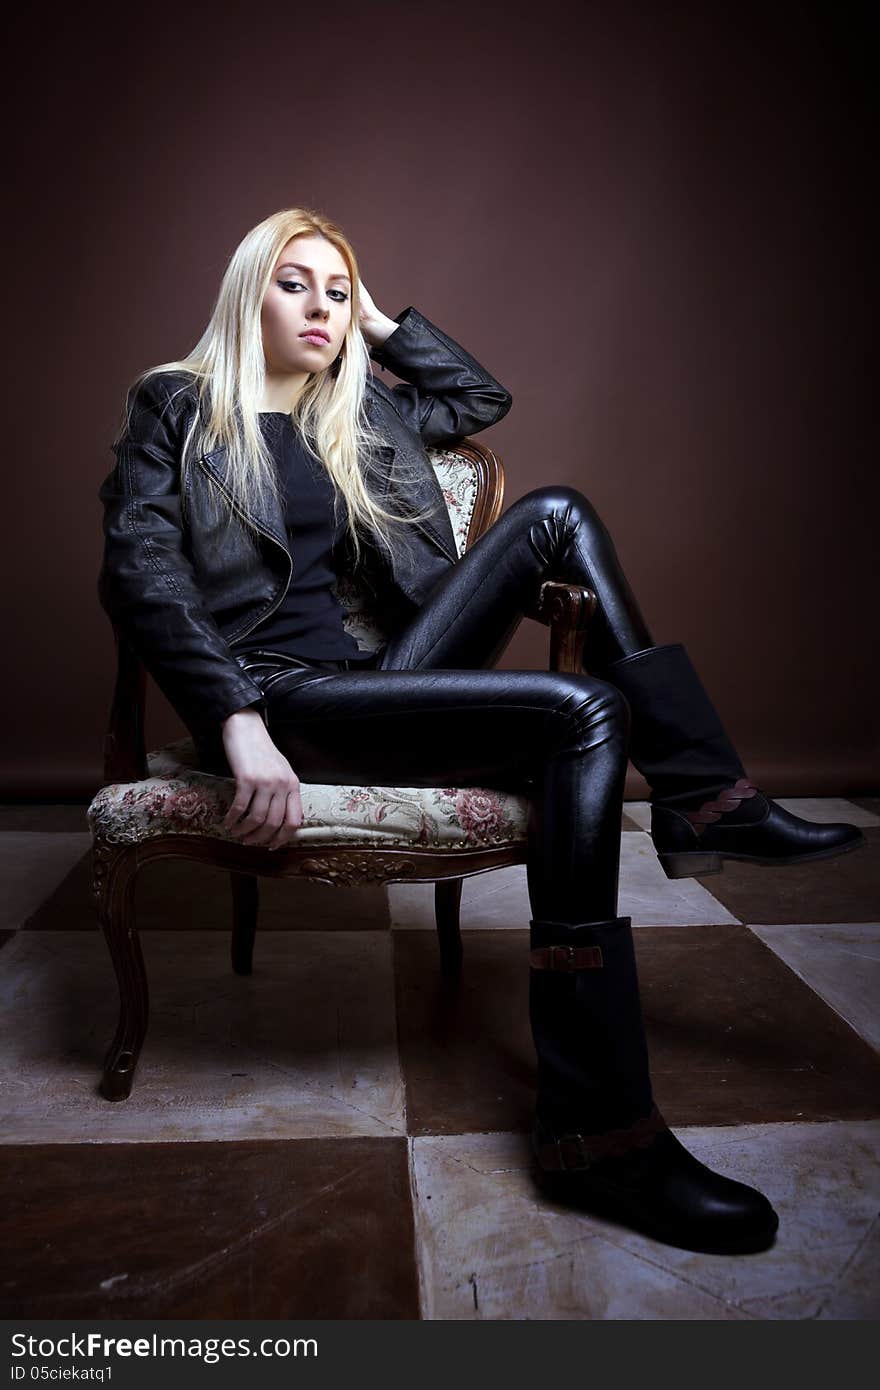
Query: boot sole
657 832 867 880
532 1162 779 1255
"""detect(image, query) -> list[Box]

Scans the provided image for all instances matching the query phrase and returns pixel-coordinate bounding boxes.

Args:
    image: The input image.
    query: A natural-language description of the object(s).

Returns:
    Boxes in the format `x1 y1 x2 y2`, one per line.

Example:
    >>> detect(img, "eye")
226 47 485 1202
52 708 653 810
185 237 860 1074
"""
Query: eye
278 279 306 293
328 289 350 302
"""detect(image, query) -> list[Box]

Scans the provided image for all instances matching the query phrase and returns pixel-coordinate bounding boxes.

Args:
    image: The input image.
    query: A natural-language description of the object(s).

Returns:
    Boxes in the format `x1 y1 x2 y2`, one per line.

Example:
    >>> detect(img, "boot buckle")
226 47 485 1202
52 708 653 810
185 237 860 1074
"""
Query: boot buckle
536 1133 593 1172
529 944 604 971
535 1107 668 1173
552 944 575 971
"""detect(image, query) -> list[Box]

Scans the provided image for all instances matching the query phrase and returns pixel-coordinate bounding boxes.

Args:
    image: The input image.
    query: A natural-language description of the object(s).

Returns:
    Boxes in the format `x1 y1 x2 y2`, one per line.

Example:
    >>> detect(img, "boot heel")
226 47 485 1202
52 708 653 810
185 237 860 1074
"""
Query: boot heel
658 851 723 879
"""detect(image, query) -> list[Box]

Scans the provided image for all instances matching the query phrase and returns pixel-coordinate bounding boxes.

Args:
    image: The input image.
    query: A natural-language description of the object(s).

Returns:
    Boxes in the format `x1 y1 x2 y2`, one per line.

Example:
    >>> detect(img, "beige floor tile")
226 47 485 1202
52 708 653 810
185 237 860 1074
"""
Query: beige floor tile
0 930 404 1143
749 924 880 1051
412 1131 750 1320
612 1122 880 1315
624 801 652 831
816 1216 880 1319
619 833 740 925
775 798 880 828
412 1122 880 1320
0 834 92 930
388 864 527 931
389 836 738 931
388 880 437 931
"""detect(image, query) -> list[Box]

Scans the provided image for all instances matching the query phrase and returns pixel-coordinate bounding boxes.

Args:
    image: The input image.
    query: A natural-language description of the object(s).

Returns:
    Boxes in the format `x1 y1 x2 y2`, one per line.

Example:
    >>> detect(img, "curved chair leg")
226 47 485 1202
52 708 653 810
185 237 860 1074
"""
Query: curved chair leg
435 878 464 977
230 872 259 975
94 839 148 1102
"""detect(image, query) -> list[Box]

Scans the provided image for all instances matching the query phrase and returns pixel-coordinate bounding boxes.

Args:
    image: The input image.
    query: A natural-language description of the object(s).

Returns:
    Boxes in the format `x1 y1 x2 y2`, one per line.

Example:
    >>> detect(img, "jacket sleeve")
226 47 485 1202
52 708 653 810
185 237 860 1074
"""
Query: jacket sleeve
97 373 267 736
368 306 512 446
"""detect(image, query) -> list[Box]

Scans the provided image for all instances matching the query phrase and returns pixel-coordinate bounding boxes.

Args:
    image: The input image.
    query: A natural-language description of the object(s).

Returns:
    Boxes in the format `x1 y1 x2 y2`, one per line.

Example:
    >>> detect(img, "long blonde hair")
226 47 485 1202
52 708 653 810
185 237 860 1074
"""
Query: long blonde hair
117 207 435 567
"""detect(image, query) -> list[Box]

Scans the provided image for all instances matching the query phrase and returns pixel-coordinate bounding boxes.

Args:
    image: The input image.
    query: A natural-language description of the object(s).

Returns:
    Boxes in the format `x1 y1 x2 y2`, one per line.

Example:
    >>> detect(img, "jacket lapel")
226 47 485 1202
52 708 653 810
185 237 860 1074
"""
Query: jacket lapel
198 447 289 550
369 442 458 562
365 379 458 562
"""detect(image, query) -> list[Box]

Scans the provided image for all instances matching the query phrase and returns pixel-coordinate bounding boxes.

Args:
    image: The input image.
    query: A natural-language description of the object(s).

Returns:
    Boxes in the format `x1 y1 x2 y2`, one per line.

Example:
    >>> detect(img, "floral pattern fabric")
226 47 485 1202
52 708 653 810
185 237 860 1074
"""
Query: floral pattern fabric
87 738 529 849
429 449 479 558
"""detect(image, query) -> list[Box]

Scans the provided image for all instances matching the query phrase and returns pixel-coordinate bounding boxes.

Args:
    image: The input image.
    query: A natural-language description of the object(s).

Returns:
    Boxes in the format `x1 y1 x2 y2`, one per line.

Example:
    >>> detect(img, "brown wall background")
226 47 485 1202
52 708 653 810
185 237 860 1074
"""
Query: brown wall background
4 1 876 799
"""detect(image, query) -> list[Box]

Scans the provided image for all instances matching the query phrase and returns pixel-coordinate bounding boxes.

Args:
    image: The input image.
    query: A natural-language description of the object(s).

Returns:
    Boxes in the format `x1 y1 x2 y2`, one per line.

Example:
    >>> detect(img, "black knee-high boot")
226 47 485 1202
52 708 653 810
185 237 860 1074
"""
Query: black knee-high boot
604 643 864 878
603 643 747 807
528 914 779 1254
529 916 653 1135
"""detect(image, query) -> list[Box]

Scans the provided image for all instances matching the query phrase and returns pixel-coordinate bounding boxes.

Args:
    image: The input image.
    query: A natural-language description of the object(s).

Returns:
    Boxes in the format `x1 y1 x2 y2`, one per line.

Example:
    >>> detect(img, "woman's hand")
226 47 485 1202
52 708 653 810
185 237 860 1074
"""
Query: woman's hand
358 281 400 349
220 708 303 850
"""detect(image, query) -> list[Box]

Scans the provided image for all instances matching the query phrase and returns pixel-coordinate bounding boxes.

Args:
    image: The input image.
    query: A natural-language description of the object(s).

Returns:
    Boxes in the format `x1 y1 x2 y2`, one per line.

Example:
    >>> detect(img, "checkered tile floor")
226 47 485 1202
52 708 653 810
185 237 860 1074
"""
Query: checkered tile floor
2 799 878 1319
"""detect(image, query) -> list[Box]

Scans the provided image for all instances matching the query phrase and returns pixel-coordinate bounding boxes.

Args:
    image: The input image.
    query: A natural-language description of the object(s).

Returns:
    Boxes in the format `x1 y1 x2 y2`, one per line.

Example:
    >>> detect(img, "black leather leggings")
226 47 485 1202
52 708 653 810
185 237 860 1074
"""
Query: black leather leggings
221 485 656 926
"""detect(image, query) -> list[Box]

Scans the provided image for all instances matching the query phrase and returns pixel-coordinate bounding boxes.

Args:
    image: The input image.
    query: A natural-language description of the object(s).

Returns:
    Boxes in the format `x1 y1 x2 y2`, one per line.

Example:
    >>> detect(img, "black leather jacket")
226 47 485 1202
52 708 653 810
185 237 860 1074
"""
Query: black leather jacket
97 307 512 737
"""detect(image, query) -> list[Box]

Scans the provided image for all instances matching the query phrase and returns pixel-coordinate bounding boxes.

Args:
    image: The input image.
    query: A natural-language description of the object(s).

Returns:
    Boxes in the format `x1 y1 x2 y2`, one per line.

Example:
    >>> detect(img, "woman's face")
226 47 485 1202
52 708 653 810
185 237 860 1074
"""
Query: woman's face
261 234 353 377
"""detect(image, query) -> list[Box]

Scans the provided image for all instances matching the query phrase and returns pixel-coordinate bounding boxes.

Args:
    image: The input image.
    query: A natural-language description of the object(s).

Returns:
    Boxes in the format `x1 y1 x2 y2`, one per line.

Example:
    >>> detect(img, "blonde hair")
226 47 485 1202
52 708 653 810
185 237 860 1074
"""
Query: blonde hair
117 207 436 568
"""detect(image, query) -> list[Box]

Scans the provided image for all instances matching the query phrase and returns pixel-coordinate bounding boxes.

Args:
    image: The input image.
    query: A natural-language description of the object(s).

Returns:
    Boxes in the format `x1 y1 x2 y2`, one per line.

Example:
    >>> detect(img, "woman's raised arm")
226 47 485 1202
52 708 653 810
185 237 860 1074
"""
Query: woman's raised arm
363 298 512 448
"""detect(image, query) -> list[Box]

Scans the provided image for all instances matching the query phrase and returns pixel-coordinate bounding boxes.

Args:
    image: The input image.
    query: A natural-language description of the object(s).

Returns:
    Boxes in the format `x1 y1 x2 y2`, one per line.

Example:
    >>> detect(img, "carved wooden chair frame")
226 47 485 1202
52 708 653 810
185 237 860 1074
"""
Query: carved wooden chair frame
93 439 597 1100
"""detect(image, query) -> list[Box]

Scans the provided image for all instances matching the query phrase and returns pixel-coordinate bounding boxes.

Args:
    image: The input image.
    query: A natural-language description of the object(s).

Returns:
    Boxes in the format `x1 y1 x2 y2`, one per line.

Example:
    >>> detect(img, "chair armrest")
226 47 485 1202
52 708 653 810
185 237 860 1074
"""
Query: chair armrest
525 581 598 673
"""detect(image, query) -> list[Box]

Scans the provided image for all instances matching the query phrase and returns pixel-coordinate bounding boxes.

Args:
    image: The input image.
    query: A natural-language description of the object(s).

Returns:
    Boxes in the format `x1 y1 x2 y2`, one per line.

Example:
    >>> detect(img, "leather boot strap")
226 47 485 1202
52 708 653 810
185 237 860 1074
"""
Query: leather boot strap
535 1106 667 1172
529 945 604 971
685 778 758 835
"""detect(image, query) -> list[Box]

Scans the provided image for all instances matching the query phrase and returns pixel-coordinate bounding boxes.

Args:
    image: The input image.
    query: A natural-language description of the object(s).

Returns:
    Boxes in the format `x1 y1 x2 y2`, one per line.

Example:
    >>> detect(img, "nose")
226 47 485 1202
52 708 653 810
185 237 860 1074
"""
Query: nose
306 293 331 321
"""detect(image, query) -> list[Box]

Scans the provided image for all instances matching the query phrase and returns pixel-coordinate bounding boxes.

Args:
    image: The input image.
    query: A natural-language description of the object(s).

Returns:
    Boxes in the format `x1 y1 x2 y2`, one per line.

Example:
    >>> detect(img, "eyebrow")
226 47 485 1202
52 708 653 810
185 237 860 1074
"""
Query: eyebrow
276 261 351 284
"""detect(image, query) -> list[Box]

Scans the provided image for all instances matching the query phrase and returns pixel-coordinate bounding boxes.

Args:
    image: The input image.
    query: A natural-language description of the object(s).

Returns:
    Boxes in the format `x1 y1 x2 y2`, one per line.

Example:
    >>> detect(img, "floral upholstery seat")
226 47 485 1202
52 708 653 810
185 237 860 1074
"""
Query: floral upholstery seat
87 738 529 849
87 448 529 852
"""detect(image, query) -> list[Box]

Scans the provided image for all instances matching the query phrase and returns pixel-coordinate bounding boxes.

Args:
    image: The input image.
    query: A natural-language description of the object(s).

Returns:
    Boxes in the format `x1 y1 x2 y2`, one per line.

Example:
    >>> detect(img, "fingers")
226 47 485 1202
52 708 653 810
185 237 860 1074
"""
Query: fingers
223 779 304 849
358 282 376 319
231 783 276 845
221 785 256 834
266 787 305 851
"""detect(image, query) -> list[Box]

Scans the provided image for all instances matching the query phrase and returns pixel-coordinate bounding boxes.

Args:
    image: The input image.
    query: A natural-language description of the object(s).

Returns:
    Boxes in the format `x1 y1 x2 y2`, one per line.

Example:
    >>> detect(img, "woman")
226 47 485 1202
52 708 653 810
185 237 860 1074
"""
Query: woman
98 207 861 1256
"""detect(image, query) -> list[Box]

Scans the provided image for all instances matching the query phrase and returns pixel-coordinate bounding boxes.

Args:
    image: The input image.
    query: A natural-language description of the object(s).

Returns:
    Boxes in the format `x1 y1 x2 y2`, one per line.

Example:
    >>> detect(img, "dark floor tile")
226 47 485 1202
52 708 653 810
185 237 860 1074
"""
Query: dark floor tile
395 930 536 1137
1 1137 418 1319
23 853 390 931
697 828 880 925
851 797 880 817
394 925 880 1136
0 804 91 832
636 925 880 1124
0 929 15 953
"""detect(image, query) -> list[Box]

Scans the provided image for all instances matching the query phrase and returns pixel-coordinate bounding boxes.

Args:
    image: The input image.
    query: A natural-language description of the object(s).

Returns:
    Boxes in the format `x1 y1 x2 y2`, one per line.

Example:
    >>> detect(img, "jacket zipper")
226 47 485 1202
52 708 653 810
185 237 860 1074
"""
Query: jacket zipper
196 455 293 643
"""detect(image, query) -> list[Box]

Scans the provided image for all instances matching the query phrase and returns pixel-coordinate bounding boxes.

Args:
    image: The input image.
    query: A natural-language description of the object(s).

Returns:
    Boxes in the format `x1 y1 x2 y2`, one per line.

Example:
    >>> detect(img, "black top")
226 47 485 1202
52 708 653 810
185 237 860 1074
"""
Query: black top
231 414 375 663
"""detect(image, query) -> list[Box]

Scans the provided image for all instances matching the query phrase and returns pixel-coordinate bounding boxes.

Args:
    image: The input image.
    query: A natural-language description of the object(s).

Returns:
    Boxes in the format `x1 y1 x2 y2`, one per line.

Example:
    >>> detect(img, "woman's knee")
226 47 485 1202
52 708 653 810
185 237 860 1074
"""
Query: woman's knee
511 484 610 546
541 671 630 752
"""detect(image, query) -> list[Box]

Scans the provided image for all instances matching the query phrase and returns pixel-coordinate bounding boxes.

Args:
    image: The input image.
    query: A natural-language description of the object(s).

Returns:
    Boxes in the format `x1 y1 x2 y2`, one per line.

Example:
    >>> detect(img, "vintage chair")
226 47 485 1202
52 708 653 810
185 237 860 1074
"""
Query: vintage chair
87 440 597 1101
